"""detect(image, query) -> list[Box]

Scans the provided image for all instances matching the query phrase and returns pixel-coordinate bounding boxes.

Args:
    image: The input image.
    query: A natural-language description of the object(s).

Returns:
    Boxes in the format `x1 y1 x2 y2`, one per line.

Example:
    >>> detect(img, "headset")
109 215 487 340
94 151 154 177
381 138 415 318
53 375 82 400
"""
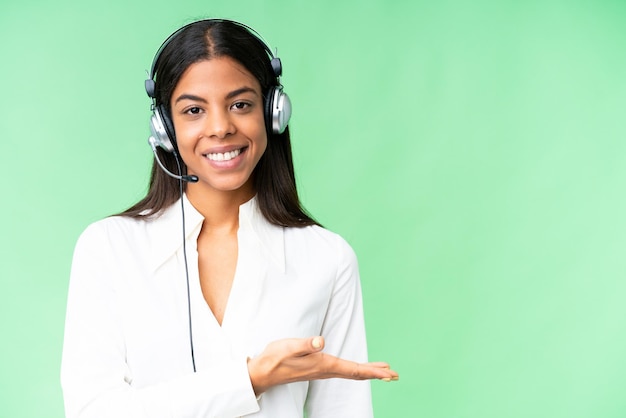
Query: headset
145 18 292 158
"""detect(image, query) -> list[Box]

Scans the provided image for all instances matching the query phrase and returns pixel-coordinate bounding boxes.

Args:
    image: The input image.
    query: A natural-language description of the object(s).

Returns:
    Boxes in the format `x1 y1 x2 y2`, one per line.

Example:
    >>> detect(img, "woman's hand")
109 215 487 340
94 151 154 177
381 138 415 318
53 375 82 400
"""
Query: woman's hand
247 336 399 395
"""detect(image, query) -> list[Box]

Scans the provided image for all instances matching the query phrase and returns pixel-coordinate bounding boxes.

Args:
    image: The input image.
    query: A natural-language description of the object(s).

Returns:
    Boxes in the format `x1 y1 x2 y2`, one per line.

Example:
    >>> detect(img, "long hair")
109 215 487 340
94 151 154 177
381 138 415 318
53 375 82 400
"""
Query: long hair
120 19 318 227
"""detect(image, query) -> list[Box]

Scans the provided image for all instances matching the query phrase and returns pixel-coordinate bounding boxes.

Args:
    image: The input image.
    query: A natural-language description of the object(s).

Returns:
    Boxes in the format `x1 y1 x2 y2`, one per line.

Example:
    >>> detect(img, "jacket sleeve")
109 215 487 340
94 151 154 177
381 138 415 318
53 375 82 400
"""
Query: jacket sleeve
60 222 260 418
304 235 374 418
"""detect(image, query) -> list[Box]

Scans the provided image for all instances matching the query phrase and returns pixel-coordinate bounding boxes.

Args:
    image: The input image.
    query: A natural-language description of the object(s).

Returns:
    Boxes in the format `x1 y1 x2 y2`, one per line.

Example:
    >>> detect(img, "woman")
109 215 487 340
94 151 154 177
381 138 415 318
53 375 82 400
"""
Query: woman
61 19 398 417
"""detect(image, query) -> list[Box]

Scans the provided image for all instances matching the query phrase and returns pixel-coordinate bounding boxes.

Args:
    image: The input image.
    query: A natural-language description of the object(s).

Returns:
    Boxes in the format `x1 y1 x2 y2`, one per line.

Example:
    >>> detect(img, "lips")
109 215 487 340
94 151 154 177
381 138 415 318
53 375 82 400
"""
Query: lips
203 146 247 161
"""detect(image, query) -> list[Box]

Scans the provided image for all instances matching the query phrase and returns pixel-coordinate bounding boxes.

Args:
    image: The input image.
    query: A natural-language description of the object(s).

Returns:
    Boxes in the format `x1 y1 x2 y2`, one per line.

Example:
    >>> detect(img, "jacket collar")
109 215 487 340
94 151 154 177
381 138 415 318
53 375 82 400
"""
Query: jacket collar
148 194 285 273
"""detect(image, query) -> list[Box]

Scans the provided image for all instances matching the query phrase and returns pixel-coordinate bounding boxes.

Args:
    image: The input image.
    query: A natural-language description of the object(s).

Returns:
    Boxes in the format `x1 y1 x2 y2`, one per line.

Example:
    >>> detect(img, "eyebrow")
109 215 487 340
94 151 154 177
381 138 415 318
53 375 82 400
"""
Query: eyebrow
226 87 259 100
174 87 259 104
174 94 207 104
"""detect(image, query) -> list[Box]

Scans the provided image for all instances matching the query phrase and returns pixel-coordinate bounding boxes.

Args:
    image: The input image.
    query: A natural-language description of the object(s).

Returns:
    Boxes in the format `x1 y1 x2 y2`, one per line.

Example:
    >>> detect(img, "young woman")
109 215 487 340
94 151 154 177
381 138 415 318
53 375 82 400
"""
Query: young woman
61 19 398 417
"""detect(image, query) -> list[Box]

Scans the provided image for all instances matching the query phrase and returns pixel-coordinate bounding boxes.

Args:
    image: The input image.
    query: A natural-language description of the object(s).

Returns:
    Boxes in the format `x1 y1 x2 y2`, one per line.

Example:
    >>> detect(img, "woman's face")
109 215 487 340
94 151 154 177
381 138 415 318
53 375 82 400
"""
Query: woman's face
170 56 267 197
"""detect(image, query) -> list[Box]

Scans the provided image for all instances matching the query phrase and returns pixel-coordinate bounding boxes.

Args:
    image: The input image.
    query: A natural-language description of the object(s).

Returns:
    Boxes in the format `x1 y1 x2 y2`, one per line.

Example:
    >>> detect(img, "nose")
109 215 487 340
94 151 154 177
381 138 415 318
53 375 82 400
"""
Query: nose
205 108 235 139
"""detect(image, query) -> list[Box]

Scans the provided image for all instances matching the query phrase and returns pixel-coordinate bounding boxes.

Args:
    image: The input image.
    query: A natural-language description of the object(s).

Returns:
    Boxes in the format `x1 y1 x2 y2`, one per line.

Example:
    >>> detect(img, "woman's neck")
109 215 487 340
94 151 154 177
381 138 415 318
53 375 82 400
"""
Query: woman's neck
185 183 255 232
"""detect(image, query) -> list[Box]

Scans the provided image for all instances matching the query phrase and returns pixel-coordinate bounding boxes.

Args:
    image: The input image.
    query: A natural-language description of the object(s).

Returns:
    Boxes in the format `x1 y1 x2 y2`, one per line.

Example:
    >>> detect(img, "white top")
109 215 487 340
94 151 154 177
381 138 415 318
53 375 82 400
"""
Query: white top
61 195 372 418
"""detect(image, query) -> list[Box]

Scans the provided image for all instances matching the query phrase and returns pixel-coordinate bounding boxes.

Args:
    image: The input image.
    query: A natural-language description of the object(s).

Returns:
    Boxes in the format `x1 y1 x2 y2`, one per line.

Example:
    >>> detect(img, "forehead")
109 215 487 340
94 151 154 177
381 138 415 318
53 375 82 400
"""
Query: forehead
173 56 261 96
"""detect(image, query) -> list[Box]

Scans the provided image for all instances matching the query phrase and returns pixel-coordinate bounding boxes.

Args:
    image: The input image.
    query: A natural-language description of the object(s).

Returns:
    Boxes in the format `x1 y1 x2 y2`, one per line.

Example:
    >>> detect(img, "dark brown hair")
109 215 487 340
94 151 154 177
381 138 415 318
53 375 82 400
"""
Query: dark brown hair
120 19 317 227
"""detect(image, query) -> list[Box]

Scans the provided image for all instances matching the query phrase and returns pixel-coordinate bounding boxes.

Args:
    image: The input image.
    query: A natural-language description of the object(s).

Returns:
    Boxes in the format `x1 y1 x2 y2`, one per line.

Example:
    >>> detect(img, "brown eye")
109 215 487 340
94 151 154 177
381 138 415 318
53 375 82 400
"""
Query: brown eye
231 101 250 111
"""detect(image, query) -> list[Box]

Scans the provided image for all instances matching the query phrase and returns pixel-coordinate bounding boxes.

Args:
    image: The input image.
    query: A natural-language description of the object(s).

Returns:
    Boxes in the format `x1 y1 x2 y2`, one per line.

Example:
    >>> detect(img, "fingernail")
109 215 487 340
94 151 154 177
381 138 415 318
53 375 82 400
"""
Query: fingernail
392 376 399 381
381 378 391 382
312 337 322 349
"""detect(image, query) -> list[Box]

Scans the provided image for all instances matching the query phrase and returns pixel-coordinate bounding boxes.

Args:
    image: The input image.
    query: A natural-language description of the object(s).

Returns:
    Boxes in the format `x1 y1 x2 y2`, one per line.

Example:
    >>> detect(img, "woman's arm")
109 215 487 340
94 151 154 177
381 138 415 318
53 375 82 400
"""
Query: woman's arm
304 235 379 417
61 223 260 418
246 234 397 415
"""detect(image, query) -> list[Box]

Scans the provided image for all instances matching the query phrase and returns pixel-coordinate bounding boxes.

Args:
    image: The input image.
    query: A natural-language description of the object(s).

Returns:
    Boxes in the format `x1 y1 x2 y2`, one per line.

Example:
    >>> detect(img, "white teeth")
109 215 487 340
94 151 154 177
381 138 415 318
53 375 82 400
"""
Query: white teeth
206 148 242 161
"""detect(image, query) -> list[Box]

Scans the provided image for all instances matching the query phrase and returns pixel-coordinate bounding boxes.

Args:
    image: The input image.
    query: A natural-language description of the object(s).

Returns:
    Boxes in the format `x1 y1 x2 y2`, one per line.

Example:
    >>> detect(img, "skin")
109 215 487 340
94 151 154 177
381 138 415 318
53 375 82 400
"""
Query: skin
171 57 267 324
170 56 398 395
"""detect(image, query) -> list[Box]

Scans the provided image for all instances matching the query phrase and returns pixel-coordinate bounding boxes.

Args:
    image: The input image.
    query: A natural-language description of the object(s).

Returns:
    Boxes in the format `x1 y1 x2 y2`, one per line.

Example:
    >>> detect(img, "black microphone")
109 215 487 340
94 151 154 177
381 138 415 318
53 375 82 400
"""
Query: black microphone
148 137 198 183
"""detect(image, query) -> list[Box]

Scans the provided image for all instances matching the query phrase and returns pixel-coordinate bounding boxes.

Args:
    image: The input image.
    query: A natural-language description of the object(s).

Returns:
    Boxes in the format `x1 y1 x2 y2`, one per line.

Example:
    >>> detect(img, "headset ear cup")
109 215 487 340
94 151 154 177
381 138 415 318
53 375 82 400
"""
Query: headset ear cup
265 86 292 135
149 111 174 153
150 105 177 153
275 89 292 134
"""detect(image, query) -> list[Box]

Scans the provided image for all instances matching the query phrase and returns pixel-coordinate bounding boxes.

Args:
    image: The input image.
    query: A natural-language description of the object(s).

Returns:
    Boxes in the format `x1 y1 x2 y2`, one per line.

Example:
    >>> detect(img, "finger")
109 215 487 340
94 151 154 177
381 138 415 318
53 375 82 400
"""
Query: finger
359 362 399 379
380 369 400 381
364 362 391 368
356 364 397 380
310 336 324 351
353 362 399 380
296 336 324 355
273 336 324 357
328 358 393 381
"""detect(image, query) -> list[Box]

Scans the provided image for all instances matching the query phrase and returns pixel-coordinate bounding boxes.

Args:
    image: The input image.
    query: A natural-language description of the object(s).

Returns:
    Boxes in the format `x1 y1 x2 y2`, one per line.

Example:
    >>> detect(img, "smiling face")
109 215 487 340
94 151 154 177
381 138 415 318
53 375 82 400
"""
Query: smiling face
170 56 267 201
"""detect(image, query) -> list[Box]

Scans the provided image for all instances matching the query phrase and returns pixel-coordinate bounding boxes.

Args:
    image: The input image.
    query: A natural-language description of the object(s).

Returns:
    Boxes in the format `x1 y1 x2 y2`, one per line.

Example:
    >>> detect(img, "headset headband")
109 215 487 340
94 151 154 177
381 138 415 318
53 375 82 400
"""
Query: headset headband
145 19 281 99
145 17 292 152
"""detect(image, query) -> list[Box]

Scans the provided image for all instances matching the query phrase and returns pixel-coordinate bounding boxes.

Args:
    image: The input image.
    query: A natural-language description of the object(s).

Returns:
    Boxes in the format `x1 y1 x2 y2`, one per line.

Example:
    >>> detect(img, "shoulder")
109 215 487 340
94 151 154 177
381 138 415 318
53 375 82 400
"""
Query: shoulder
76 200 186 244
284 224 359 269
73 213 169 263
72 213 180 278
303 225 356 253
76 215 151 246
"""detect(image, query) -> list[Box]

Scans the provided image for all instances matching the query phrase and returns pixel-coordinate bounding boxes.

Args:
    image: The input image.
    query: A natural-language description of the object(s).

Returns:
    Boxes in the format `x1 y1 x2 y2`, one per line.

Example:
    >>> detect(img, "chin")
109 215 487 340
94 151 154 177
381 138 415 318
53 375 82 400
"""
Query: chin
195 177 255 194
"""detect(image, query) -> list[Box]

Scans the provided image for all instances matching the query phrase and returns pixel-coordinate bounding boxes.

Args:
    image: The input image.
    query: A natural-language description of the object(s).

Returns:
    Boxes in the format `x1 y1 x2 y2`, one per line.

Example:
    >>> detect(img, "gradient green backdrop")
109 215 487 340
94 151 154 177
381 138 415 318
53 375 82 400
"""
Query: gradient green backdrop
1 0 625 417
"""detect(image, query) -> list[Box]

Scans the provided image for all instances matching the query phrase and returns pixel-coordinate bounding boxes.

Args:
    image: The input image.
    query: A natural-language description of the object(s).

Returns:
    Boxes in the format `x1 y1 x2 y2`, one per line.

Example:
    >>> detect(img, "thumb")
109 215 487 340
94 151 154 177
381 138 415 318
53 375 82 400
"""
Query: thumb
268 336 325 357
290 336 325 356
310 336 325 351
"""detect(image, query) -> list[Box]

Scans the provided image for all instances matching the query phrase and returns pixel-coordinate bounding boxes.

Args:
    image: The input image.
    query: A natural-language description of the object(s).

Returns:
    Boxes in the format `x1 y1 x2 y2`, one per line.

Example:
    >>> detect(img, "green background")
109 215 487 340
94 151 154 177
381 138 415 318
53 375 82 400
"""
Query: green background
1 0 625 416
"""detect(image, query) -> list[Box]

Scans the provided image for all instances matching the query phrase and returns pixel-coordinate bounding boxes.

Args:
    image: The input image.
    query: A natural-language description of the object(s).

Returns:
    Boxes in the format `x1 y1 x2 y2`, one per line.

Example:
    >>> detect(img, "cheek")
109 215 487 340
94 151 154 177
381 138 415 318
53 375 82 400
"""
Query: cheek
256 129 269 162
250 115 268 159
173 118 201 142
249 133 268 176
258 133 268 155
